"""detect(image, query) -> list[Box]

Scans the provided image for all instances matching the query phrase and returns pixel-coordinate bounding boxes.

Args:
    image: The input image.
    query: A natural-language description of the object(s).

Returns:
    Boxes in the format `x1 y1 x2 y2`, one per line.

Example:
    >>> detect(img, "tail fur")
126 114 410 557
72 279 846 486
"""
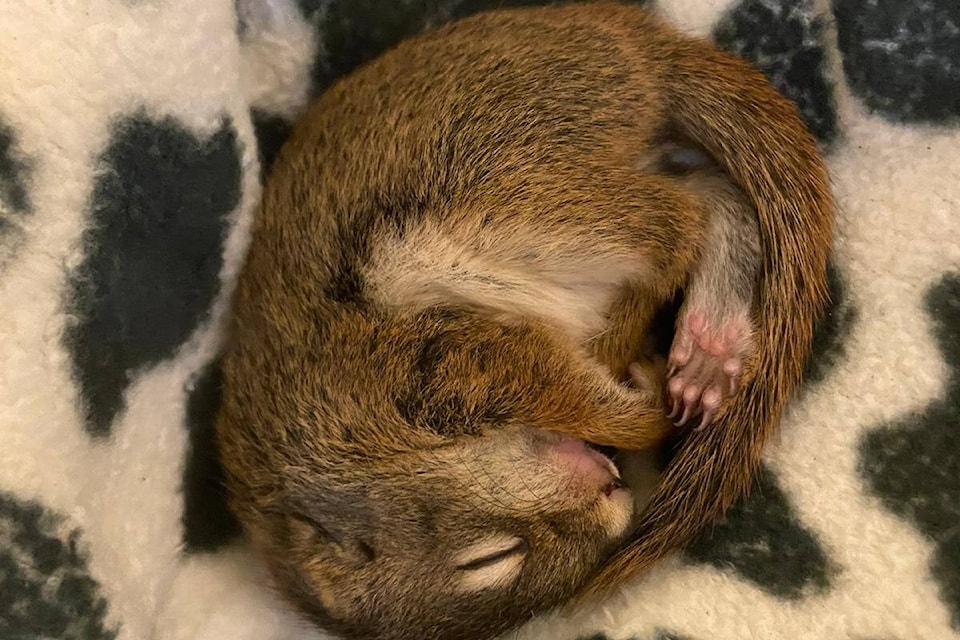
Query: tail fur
582 25 834 594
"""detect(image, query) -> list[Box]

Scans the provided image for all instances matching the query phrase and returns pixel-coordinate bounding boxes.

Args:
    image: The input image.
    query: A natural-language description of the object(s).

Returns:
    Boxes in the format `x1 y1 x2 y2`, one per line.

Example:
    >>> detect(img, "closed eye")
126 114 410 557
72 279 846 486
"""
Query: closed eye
456 538 527 571
454 535 527 591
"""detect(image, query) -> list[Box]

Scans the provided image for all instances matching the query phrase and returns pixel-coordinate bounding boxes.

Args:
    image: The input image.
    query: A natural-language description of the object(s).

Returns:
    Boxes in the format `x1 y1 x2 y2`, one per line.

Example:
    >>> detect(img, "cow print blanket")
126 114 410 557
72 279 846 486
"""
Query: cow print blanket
1 0 959 639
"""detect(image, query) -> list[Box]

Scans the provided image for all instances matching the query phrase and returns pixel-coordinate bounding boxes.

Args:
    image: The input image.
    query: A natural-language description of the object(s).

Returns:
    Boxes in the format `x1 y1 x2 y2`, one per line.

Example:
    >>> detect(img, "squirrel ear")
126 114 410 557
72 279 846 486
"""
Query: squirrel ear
281 479 376 568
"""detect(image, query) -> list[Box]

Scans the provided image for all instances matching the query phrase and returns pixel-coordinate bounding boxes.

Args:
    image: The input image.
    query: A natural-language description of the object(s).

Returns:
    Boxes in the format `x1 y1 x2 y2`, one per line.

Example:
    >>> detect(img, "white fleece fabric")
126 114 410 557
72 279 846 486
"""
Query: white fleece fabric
0 0 958 639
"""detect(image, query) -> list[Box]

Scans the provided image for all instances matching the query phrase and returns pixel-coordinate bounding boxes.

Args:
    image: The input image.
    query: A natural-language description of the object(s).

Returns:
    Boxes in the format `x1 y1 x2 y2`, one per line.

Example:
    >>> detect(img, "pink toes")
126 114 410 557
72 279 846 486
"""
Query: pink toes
666 311 751 429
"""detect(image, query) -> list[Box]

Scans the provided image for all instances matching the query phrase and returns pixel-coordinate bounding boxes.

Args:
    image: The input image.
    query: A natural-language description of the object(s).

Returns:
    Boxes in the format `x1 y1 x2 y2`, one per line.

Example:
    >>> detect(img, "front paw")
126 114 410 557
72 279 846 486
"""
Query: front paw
627 354 667 396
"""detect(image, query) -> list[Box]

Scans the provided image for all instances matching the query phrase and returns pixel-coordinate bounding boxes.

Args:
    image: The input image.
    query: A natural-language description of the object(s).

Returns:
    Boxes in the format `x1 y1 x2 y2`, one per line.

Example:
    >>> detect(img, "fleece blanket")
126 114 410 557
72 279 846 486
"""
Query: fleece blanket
1 0 958 639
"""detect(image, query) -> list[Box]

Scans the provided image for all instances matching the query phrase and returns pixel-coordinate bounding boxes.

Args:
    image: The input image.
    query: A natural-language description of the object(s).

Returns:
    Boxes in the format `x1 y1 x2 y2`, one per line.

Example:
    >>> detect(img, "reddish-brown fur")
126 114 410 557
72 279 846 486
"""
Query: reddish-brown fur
216 3 833 639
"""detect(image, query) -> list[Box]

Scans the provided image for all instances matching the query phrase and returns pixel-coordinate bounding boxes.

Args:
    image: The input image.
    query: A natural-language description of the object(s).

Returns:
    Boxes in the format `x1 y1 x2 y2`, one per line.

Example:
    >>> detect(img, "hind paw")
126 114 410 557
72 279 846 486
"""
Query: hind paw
666 311 752 429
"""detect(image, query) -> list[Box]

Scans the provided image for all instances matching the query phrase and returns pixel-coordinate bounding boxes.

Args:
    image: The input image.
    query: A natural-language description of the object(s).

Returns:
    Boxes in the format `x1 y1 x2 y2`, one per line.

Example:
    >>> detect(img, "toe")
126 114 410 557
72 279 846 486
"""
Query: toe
702 387 722 410
682 384 702 405
669 338 693 368
723 359 741 377
668 376 685 396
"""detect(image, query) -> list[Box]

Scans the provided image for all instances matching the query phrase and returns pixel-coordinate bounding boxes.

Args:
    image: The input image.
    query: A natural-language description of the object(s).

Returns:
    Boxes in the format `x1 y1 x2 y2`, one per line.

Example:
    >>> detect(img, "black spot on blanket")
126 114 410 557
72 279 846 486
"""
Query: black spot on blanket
0 120 30 218
251 110 293 177
447 0 640 20
182 357 242 553
235 0 251 35
311 0 449 94
833 0 960 123
859 272 960 628
0 118 33 270
688 465 835 599
0 492 116 640
310 0 647 93
574 631 691 640
803 258 858 386
65 111 241 437
715 0 837 144
296 0 325 21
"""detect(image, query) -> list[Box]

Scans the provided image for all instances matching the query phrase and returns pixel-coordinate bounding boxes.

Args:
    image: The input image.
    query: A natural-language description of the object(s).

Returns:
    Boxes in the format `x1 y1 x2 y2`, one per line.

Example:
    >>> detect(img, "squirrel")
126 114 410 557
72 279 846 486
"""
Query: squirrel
216 2 834 640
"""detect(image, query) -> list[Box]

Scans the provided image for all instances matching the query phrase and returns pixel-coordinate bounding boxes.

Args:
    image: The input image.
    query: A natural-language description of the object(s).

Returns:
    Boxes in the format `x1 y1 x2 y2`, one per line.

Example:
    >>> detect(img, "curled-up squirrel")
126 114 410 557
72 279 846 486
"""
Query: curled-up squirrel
216 3 834 640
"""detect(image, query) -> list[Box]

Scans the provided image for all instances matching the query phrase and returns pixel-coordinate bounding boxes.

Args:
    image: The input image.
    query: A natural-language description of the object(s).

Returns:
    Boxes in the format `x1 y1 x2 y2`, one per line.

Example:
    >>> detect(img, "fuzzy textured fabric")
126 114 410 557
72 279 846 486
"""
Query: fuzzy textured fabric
1 0 958 639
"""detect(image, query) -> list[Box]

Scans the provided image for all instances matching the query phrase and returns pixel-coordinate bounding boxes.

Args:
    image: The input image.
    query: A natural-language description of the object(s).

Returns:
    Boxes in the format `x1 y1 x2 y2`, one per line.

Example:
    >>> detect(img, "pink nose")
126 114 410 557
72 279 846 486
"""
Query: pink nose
552 436 622 490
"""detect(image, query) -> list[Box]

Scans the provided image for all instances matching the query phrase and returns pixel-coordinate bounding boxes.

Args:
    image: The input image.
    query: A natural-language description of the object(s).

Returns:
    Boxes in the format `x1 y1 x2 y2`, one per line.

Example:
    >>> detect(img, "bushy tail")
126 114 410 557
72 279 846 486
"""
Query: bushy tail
582 27 834 594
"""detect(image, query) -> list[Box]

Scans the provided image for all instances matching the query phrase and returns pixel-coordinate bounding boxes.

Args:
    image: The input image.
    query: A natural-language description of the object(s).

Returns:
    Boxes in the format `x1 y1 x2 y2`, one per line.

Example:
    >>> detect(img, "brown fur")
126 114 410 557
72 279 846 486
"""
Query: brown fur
216 3 833 639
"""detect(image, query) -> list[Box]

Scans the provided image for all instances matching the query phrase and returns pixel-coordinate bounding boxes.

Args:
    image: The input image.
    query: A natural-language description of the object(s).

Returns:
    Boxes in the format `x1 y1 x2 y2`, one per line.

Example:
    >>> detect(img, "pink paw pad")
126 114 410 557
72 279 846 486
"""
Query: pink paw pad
666 311 751 430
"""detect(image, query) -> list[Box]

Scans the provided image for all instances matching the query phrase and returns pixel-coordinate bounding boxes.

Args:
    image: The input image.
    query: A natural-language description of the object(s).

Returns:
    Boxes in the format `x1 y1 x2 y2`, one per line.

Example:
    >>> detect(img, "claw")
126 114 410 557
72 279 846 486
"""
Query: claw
667 395 681 420
675 401 697 427
728 376 740 396
694 408 716 431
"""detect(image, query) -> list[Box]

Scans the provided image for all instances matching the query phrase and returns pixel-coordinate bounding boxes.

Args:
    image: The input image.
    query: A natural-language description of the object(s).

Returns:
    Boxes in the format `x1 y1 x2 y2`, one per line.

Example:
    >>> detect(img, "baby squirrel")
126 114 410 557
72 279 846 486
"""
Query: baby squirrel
216 2 834 640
